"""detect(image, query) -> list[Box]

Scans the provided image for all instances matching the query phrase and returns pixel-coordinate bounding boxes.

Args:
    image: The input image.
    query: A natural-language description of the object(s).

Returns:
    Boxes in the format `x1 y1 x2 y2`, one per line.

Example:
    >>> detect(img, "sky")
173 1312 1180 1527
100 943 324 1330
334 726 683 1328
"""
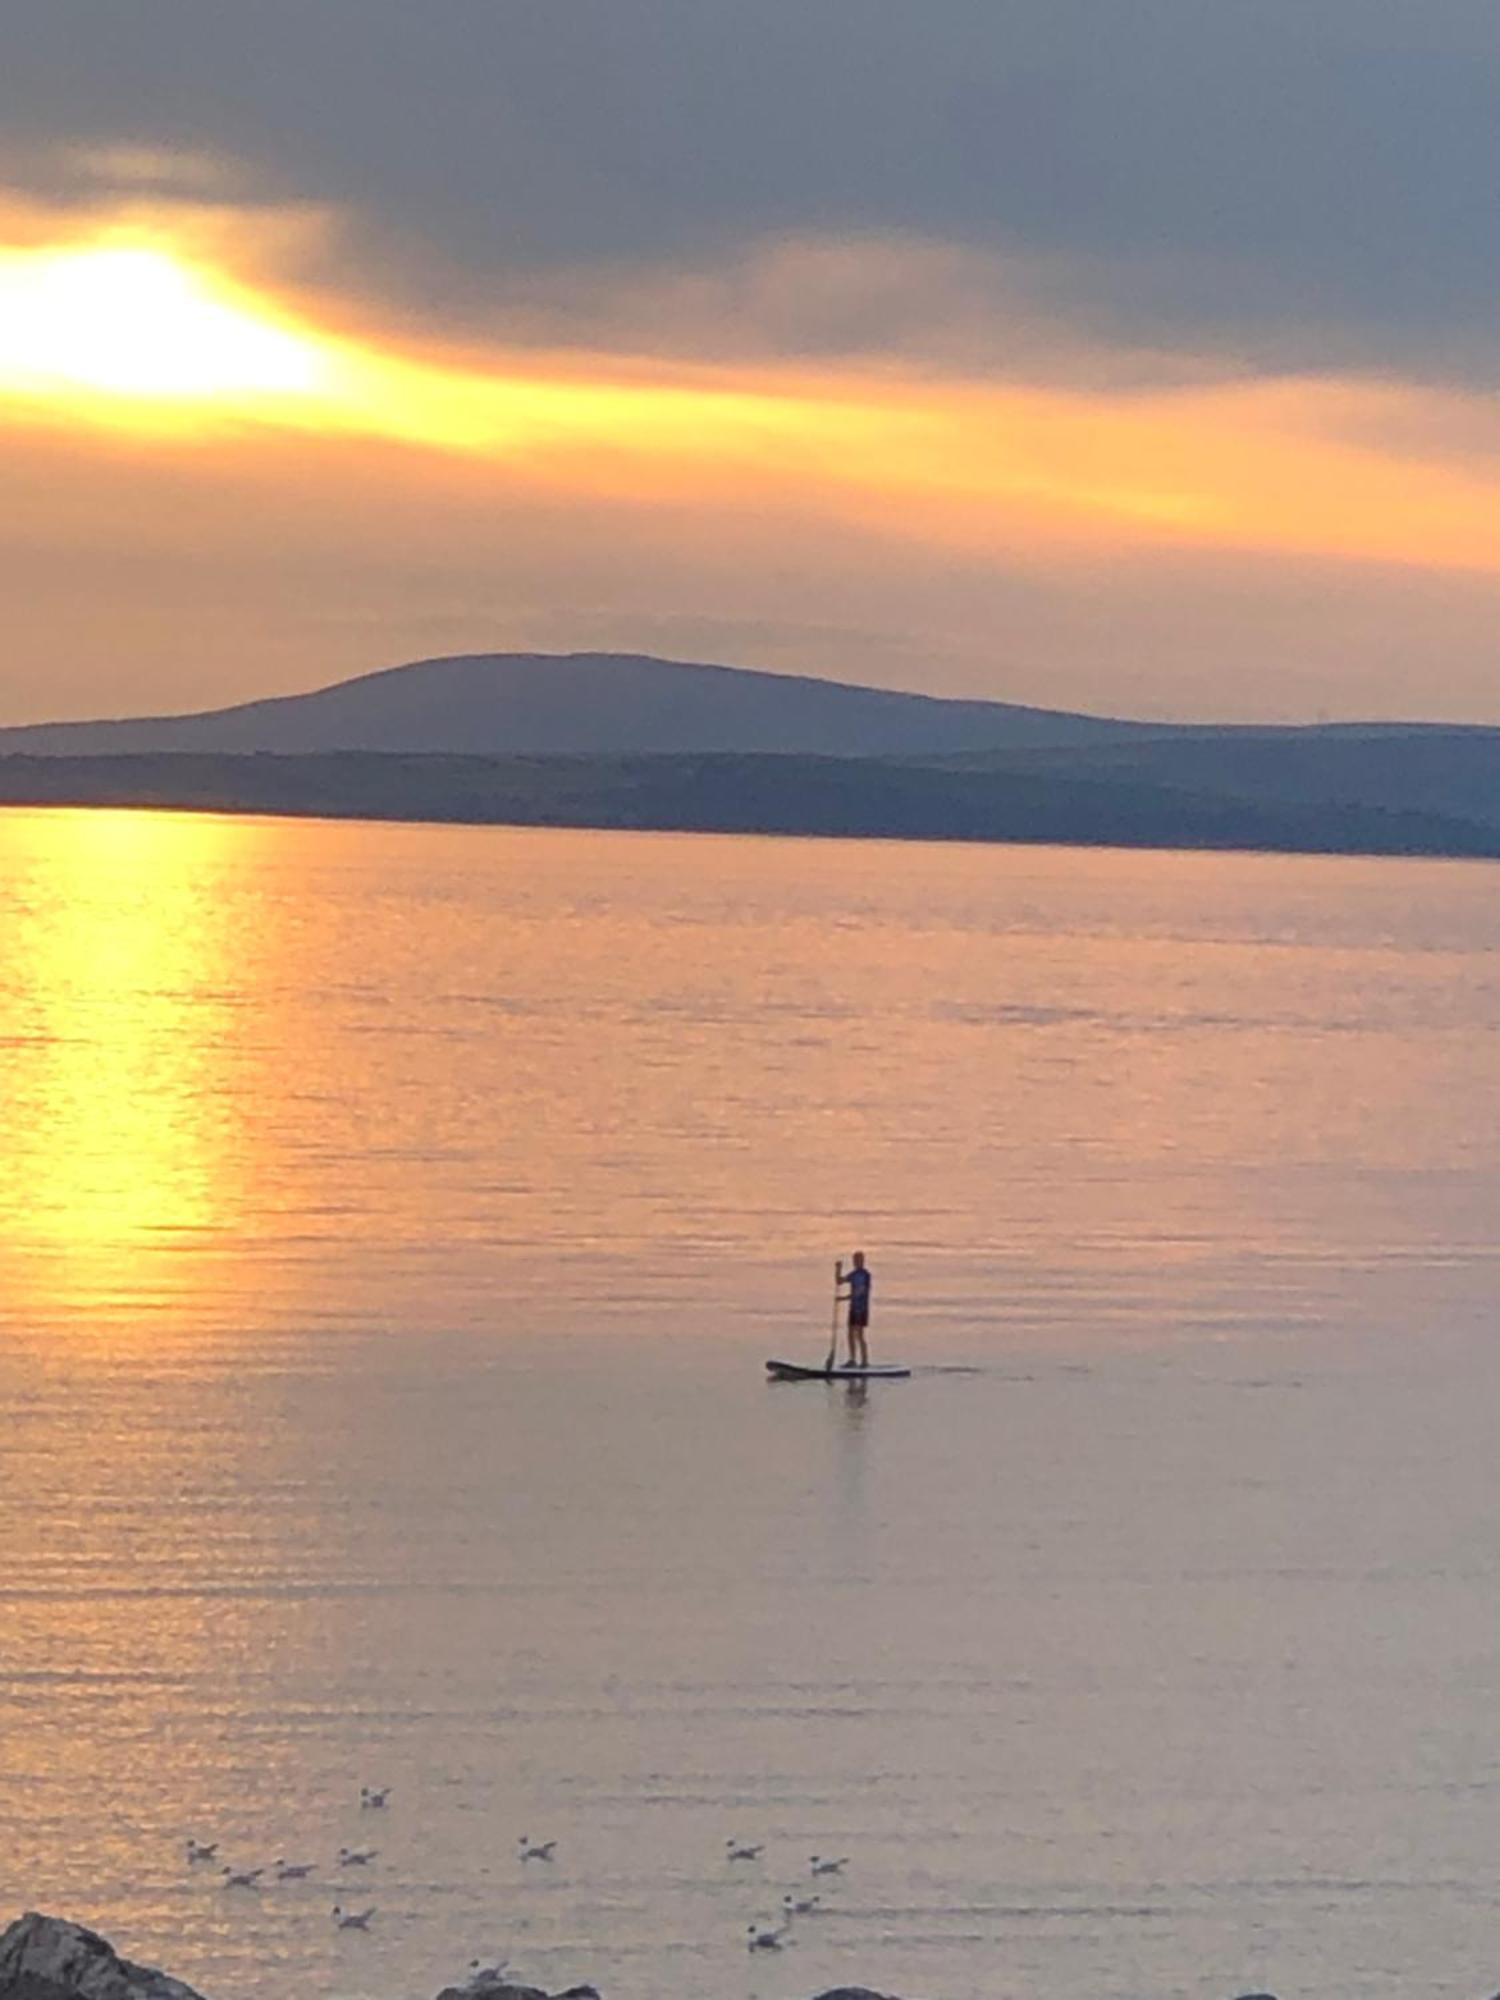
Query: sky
5 1 1500 724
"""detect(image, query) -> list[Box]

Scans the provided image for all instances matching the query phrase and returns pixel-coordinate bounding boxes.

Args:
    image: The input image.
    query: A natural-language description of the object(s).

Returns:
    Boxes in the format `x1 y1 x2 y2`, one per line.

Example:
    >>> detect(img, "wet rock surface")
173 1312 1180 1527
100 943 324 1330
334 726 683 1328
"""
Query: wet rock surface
0 1916 207 2000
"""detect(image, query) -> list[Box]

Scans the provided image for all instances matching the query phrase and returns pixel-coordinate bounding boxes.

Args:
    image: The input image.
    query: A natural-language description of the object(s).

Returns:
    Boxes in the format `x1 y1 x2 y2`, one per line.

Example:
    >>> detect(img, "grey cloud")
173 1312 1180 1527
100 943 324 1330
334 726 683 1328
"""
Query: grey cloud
7 1 1500 372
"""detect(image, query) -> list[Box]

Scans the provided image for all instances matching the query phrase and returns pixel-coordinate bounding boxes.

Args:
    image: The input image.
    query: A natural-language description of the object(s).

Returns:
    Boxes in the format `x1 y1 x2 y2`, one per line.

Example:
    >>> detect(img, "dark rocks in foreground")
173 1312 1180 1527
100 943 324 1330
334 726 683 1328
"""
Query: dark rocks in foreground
0 1917 890 2000
434 1979 602 2000
435 1971 603 2000
0 1916 206 2000
0 1916 920 2000
0 1912 1295 2000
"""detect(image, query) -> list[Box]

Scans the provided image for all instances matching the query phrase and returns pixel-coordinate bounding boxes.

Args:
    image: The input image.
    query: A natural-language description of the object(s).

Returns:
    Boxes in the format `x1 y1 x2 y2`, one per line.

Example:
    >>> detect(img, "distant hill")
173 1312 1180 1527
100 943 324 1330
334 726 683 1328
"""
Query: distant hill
0 652 1142 757
2 650 1498 861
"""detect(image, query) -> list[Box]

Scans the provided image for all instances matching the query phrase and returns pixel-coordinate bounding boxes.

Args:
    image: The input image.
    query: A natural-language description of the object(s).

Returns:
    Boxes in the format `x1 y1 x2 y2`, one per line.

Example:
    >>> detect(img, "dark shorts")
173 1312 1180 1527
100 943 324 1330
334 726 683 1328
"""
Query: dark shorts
847 1304 869 1329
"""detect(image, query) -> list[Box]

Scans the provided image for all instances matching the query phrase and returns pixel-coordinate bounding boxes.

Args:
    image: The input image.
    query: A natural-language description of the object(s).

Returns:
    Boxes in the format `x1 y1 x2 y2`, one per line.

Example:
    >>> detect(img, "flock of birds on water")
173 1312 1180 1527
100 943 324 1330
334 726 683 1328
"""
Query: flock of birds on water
182 1784 855 1968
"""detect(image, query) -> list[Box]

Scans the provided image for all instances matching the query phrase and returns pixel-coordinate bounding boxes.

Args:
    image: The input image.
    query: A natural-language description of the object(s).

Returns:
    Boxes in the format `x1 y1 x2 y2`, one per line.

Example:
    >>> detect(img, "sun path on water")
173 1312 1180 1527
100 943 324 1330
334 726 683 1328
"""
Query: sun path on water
7 227 1500 577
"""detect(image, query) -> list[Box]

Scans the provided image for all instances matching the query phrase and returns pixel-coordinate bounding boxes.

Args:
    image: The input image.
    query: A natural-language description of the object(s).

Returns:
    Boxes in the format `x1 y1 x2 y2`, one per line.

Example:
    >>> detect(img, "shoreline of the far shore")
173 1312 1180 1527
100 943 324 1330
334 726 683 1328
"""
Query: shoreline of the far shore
0 748 1497 866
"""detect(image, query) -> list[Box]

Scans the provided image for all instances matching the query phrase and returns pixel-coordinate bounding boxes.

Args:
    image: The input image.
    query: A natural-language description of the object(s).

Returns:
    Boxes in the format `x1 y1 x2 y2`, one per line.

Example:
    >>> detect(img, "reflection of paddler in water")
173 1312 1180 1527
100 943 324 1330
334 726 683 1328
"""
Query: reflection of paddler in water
836 1251 872 1366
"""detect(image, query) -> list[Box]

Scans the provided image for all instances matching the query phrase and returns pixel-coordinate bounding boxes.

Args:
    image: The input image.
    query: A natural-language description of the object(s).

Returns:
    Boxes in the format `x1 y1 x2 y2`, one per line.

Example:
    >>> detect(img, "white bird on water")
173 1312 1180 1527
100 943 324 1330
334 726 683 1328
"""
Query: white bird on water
360 1785 391 1809
338 1846 378 1867
810 1854 848 1877
221 1867 263 1890
274 1858 314 1881
184 1840 217 1864
746 1920 790 1952
331 1905 375 1930
725 1839 763 1862
518 1835 556 1862
783 1893 820 1916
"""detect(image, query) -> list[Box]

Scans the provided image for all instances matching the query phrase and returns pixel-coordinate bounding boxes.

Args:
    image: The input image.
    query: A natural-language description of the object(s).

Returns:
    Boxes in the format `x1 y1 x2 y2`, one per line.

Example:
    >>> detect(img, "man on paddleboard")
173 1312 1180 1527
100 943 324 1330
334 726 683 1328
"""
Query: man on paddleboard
838 1252 872 1366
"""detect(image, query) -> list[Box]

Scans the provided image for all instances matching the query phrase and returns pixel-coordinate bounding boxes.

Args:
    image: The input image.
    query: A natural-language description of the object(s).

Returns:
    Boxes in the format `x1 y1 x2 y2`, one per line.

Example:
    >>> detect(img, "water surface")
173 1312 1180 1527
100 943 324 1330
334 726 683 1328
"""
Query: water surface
2 811 1499 1999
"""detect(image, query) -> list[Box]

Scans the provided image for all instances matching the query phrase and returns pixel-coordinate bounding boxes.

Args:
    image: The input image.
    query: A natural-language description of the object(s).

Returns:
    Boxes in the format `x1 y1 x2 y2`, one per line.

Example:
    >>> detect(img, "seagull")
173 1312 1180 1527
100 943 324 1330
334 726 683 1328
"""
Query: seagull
783 1893 820 1916
275 1858 314 1881
810 1854 848 1876
184 1840 218 1864
360 1786 391 1810
725 1839 763 1861
221 1867 263 1889
518 1835 556 1862
746 1920 790 1952
331 1905 375 1930
337 1846 378 1867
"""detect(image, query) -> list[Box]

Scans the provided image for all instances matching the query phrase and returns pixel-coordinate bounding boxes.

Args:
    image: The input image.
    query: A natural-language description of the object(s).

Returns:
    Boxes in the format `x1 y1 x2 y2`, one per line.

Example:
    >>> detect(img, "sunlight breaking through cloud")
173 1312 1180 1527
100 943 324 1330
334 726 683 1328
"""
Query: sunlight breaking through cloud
0 242 329 401
6 221 1500 581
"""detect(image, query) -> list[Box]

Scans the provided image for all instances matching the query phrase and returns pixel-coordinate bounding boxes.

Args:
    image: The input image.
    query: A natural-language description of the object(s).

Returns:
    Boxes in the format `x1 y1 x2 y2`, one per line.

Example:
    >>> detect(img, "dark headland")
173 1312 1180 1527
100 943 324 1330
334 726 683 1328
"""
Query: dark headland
3 650 1498 861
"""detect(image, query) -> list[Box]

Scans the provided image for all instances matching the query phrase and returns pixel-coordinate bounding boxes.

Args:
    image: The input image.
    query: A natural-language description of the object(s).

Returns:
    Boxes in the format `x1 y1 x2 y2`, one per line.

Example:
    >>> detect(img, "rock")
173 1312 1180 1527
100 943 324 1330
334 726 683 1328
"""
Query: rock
432 1986 548 2000
0 1916 207 2000
432 1982 599 2000
0 1919 922 2000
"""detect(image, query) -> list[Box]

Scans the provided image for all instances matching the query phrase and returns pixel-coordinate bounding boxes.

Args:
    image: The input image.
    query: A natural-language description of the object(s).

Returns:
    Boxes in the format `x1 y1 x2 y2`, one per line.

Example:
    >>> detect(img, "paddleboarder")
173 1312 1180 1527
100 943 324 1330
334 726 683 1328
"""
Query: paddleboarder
837 1252 872 1366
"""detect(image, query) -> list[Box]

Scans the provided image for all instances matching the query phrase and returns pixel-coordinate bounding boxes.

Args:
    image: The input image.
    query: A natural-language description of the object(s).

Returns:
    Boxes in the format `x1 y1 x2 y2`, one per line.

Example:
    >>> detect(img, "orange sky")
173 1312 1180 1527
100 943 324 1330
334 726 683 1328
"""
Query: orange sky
6 196 1500 723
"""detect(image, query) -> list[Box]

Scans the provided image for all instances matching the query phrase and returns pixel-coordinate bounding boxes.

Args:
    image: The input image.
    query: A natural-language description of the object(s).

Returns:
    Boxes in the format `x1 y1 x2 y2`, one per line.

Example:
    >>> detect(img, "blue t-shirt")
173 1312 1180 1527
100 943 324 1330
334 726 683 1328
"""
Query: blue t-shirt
846 1266 872 1312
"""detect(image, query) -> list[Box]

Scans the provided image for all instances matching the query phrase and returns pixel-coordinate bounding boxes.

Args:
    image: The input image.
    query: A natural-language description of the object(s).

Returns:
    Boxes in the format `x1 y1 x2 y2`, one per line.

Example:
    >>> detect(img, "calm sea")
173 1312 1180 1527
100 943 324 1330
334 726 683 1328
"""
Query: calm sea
2 809 1499 2000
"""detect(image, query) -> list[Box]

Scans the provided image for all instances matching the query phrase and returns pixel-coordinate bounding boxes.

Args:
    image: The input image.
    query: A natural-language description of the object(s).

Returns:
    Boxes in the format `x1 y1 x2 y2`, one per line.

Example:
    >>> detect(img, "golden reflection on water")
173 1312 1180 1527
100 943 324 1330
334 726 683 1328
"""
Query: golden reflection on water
3 805 1497 1359
7 809 1500 2000
0 809 250 1327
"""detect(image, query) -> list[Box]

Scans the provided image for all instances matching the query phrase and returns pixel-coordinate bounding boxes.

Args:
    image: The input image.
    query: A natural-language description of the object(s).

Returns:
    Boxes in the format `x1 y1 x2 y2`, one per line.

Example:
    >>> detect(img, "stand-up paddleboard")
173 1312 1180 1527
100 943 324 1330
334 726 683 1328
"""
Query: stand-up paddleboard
766 1359 912 1381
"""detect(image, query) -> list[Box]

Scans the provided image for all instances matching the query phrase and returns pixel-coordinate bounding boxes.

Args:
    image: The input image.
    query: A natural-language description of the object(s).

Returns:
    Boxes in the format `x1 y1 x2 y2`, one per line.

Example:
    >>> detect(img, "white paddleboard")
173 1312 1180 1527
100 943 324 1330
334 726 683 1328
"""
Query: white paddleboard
766 1359 912 1381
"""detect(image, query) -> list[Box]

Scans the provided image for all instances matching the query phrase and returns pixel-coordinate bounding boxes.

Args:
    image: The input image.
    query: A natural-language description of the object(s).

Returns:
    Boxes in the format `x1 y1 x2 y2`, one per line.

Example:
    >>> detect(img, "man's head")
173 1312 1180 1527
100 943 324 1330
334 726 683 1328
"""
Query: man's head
851 1250 865 1269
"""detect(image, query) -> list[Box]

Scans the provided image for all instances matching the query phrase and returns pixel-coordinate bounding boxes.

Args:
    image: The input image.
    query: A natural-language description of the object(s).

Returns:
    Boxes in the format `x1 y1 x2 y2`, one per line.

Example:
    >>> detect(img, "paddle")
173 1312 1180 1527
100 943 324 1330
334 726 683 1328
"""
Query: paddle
826 1259 842 1372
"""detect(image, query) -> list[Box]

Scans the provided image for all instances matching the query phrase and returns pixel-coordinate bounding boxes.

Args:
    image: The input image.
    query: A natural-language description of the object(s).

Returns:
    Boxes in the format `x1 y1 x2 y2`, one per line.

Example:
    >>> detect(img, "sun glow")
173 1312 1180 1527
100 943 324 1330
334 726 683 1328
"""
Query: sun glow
0 240 329 404
7 227 1500 578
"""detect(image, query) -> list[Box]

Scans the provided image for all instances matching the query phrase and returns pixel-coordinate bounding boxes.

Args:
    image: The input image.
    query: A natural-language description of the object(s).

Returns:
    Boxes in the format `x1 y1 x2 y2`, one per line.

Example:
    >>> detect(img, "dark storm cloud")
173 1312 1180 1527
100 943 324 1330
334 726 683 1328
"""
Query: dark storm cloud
7 1 1500 370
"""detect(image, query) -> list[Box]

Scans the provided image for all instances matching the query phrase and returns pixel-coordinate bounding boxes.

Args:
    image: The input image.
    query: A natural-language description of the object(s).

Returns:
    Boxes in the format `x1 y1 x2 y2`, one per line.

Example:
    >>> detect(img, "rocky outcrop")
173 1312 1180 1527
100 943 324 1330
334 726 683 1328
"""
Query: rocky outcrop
0 1925 612 2000
0 1916 206 2000
437 1986 879 2000
433 1982 602 2000
433 1987 549 2000
0 1912 1280 2000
